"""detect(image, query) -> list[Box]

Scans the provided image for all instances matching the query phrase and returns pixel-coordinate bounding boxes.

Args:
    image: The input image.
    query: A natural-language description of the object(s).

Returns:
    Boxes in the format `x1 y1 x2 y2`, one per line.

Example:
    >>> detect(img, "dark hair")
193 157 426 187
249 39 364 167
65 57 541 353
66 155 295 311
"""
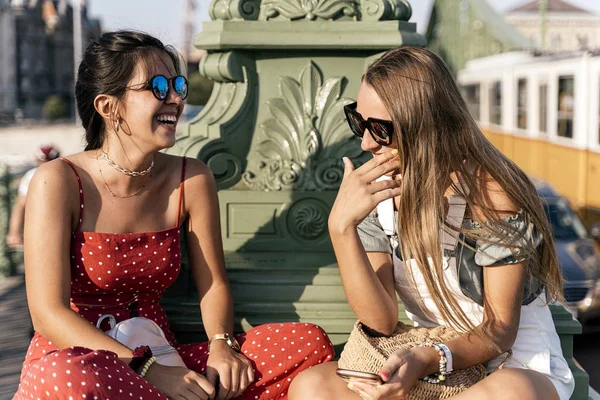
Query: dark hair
75 30 181 150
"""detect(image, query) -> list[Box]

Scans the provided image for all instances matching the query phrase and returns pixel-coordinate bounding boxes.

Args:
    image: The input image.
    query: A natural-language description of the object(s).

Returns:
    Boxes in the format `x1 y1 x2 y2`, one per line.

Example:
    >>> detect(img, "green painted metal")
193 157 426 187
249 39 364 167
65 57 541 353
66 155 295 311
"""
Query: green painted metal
540 0 548 50
163 0 424 351
426 0 534 74
550 305 589 400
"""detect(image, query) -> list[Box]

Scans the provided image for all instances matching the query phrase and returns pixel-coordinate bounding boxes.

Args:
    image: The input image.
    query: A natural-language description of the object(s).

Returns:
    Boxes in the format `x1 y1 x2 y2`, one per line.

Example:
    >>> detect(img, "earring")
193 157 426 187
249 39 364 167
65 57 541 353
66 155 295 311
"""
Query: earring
114 119 120 133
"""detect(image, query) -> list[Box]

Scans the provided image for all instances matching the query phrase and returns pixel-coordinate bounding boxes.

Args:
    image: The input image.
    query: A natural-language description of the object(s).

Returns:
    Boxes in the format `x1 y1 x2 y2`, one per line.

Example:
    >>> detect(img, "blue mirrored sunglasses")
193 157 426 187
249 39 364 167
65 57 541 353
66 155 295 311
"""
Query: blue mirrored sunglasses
130 75 188 101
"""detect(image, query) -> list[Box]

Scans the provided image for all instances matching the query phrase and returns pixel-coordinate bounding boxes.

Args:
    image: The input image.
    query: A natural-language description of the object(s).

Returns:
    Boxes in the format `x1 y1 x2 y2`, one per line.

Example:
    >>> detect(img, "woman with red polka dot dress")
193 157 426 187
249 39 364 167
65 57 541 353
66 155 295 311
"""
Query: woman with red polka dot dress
15 31 333 400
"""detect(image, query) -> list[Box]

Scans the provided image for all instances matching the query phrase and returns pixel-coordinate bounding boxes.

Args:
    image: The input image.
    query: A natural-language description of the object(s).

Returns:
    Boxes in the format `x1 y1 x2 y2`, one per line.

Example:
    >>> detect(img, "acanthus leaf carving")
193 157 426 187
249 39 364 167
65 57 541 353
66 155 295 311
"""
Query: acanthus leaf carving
261 0 358 21
242 61 362 192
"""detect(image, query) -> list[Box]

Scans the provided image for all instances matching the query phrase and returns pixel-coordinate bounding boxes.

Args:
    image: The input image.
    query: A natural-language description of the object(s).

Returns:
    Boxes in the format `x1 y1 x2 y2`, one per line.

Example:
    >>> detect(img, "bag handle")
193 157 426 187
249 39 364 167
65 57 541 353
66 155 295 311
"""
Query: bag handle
489 349 513 374
96 314 117 330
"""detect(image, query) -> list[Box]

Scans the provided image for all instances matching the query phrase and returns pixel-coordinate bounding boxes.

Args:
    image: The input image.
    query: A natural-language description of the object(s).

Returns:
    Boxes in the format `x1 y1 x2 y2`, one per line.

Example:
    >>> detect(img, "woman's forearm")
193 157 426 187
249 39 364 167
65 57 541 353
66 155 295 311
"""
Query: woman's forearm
420 322 515 375
330 226 398 335
199 282 235 338
449 318 516 368
32 306 135 361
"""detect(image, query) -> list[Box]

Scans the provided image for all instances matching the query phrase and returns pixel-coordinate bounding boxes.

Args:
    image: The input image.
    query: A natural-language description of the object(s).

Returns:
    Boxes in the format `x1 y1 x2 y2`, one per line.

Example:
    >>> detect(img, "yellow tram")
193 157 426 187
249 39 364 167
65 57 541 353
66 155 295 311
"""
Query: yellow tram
457 50 600 225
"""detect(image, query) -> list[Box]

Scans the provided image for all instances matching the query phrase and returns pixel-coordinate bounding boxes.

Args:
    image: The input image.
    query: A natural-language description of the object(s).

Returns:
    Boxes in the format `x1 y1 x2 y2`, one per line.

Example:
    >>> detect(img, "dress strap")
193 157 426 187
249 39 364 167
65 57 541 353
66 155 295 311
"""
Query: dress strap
442 176 471 252
442 195 468 252
59 157 84 232
175 157 187 228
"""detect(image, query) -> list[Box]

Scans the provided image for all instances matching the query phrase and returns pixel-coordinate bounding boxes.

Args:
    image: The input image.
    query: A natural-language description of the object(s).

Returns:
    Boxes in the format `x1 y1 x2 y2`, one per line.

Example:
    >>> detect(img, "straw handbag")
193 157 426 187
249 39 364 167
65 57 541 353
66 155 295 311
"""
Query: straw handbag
338 321 490 400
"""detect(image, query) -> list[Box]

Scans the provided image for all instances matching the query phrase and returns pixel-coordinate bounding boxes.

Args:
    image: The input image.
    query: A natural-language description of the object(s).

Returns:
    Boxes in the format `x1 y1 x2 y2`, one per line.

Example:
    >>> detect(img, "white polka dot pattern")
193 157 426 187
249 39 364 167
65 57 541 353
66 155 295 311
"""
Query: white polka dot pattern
16 158 336 399
17 323 334 399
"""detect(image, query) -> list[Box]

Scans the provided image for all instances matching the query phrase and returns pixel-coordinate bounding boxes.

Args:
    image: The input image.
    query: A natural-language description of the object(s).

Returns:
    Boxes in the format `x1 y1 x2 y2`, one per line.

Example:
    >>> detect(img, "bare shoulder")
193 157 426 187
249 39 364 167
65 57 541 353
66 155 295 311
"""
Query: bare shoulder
26 158 81 219
161 155 217 204
184 157 214 180
158 154 212 177
471 168 519 222
29 158 79 195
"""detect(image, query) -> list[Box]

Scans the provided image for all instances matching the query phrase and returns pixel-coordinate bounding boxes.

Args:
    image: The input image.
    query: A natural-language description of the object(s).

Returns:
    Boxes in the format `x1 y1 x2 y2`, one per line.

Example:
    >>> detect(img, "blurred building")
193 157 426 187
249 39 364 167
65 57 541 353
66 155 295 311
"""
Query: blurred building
505 0 600 52
0 0 101 123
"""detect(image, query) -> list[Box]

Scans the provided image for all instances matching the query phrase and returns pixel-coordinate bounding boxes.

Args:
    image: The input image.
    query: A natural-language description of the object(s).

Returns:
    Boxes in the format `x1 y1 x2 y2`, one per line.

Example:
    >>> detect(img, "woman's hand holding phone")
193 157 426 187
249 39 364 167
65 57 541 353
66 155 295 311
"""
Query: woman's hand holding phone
342 348 432 400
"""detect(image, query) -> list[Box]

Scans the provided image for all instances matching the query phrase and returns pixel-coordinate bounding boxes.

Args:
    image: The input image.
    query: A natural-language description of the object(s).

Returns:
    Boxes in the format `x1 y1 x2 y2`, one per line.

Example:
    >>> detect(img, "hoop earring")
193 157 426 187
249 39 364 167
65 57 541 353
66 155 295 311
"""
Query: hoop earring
114 119 120 133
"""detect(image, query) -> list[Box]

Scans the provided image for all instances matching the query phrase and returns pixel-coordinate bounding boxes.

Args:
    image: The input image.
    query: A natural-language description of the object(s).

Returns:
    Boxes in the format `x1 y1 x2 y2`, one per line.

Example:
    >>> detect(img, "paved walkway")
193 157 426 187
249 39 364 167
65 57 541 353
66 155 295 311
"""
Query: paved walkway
0 274 30 400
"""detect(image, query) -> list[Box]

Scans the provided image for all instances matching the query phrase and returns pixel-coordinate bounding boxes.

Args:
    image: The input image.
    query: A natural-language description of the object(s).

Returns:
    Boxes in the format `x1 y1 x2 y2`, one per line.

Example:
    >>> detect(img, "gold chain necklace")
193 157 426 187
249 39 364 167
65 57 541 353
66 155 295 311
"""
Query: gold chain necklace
102 151 154 177
97 157 150 198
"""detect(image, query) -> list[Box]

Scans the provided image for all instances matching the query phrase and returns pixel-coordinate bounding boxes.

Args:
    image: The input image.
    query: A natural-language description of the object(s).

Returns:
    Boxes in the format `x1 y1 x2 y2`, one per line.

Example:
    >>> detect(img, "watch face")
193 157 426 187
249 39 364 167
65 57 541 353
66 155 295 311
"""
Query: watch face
227 335 241 351
210 333 241 352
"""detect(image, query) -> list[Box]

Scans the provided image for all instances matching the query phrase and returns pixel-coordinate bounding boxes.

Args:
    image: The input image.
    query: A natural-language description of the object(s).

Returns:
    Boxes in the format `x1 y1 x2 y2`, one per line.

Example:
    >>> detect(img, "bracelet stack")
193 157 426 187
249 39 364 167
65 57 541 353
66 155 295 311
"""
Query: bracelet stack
418 340 453 384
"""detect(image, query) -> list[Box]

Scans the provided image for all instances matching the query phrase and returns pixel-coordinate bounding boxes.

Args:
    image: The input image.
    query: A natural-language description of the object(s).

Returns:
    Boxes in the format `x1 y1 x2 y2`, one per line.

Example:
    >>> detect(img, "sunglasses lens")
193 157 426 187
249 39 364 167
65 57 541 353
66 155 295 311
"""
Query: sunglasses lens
151 76 169 100
371 122 392 144
345 111 364 138
173 76 188 99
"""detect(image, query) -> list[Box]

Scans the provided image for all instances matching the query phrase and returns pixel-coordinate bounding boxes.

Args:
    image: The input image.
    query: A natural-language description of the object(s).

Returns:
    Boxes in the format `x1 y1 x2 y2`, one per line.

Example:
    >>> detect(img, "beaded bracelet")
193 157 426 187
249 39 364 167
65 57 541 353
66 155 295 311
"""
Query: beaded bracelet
436 343 453 374
139 356 157 378
129 345 153 373
418 340 451 384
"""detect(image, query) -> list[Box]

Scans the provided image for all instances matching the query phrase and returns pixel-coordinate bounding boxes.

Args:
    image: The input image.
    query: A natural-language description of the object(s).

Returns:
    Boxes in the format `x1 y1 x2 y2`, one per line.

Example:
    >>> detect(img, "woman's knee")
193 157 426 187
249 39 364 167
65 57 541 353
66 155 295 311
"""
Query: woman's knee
299 323 335 361
19 347 129 399
250 322 335 362
289 362 342 400
496 369 558 399
458 368 559 400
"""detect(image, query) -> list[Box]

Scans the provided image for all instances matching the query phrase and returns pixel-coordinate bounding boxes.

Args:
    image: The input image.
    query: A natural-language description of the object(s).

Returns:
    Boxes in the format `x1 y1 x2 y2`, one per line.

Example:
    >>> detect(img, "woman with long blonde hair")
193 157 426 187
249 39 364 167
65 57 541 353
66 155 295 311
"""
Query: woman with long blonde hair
288 46 574 400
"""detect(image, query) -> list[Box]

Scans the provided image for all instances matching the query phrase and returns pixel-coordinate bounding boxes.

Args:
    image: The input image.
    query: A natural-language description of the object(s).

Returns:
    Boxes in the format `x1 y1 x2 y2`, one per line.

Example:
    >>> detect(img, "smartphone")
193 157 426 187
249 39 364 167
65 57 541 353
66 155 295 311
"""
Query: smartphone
336 368 383 385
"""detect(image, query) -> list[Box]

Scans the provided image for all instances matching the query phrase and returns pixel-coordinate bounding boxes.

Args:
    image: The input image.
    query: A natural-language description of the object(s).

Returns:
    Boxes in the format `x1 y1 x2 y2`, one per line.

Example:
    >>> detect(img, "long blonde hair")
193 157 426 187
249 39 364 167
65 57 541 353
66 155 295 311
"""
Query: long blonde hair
364 46 564 337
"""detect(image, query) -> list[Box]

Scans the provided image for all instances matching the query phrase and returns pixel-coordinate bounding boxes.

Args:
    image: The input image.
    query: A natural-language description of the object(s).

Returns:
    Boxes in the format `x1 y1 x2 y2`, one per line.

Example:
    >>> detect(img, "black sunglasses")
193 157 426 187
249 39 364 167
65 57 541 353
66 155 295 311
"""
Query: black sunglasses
343 102 394 146
128 75 189 101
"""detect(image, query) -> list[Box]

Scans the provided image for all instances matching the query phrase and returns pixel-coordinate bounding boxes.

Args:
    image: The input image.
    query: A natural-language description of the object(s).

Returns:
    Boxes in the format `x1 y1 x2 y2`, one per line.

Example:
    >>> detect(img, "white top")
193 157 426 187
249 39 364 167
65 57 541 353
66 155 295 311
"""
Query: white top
18 168 38 197
368 177 574 399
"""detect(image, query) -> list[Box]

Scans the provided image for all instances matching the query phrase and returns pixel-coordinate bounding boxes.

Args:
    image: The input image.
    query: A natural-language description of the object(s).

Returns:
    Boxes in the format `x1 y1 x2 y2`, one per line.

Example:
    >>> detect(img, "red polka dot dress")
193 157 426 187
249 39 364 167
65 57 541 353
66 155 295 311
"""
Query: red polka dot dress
15 157 334 400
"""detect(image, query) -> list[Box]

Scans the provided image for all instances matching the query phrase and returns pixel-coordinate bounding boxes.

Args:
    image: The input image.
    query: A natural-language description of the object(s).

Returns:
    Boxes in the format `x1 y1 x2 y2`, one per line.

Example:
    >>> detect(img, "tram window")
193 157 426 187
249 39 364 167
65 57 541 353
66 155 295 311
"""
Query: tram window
461 84 480 121
490 81 502 125
539 82 547 134
517 79 527 129
557 76 574 138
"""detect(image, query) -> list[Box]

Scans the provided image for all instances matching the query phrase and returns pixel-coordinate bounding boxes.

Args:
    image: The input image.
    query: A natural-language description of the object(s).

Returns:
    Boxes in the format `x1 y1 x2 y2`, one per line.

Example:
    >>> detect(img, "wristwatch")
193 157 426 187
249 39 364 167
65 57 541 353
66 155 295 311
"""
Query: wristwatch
209 333 241 352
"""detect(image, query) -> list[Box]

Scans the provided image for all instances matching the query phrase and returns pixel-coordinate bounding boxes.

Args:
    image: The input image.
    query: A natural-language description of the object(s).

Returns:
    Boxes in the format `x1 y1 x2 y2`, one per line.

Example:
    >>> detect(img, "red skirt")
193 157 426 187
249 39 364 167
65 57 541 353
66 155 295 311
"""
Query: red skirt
15 322 334 399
